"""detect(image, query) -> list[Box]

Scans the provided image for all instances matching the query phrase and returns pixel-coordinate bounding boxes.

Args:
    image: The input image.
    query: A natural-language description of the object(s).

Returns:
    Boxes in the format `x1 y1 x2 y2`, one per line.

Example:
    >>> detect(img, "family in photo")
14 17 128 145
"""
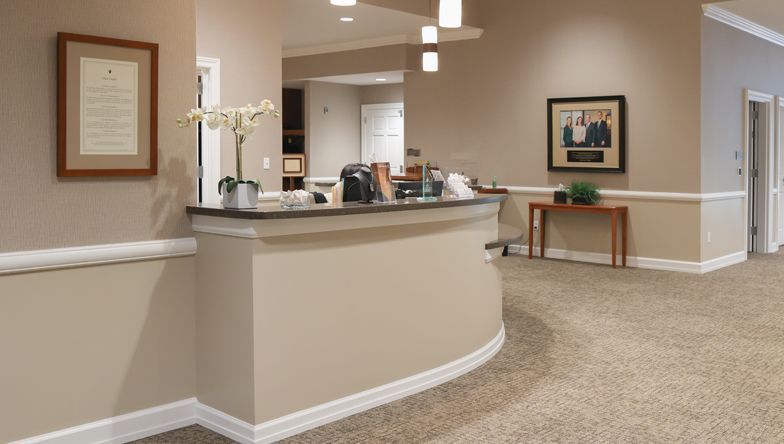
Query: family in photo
560 110 612 148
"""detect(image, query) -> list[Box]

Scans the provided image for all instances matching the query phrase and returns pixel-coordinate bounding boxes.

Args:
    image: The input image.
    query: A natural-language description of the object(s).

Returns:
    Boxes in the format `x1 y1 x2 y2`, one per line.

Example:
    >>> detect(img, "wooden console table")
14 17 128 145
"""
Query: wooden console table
528 202 628 268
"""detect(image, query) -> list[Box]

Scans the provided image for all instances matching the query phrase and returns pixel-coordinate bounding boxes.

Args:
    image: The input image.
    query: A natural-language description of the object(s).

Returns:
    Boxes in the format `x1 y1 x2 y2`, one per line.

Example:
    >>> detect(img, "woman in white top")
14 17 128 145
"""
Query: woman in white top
572 115 586 147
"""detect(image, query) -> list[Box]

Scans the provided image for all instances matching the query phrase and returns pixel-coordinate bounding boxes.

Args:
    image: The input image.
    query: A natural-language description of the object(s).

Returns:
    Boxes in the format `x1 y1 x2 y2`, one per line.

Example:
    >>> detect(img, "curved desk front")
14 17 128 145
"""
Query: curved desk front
186 195 506 441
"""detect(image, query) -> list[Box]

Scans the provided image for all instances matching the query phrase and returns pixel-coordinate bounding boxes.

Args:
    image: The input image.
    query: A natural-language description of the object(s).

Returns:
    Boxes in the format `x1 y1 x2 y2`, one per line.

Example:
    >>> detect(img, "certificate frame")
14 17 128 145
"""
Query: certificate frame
57 32 158 176
547 95 626 173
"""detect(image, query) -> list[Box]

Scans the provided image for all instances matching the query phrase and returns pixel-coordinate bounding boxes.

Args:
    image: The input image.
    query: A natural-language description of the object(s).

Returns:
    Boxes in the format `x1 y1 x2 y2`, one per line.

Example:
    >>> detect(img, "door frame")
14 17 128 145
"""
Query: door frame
196 56 221 204
744 89 777 253
360 102 405 167
777 96 784 246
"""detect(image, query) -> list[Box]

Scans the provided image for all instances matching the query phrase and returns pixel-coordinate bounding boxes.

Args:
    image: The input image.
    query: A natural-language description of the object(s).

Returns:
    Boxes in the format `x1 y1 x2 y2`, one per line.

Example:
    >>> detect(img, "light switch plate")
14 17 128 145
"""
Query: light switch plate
263 157 270 170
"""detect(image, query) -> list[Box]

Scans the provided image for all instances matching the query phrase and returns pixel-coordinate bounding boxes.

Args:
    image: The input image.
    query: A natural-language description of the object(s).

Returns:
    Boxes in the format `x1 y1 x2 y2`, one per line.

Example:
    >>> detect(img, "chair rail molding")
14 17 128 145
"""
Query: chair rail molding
0 238 197 275
497 186 746 202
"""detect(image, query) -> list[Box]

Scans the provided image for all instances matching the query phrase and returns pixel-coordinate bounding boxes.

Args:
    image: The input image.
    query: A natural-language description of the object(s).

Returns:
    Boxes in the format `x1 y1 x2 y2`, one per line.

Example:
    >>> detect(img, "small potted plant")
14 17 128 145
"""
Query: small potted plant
566 181 600 205
177 100 280 209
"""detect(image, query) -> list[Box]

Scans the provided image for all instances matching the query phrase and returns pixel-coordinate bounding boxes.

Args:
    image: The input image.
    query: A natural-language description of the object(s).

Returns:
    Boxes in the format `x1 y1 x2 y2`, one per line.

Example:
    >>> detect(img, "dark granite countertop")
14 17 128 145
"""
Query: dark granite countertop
186 194 506 220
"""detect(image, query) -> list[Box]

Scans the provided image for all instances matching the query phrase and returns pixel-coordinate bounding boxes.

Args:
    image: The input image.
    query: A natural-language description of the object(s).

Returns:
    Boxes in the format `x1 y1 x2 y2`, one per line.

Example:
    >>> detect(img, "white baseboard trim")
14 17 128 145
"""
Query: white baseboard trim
0 238 197 276
13 324 505 444
200 322 505 443
9 398 197 444
508 245 747 274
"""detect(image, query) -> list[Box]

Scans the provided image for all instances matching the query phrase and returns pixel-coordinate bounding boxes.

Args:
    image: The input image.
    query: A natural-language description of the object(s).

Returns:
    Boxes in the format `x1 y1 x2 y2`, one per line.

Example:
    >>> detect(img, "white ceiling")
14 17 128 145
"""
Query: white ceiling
282 0 481 57
308 71 405 86
716 0 784 35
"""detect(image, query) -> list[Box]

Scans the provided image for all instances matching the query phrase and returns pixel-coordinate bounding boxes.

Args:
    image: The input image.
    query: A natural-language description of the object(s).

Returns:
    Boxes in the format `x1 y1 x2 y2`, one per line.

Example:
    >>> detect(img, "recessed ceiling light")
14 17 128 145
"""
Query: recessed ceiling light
375 78 387 82
340 17 354 22
331 0 356 5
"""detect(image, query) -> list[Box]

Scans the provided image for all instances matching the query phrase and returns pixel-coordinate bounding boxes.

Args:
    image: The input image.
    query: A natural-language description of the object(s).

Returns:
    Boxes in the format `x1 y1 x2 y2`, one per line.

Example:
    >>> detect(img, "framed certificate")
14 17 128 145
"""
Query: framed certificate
57 32 158 176
547 95 626 173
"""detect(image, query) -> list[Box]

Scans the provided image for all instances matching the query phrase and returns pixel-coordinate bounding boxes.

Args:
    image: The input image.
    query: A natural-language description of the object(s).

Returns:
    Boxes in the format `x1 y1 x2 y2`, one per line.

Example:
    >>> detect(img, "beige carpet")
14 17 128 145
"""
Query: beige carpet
136 252 784 443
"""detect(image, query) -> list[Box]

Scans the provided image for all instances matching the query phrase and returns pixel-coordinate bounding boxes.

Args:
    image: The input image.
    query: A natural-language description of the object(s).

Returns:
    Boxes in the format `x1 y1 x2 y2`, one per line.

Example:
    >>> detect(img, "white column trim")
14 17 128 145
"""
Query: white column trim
703 4 784 49
0 238 197 276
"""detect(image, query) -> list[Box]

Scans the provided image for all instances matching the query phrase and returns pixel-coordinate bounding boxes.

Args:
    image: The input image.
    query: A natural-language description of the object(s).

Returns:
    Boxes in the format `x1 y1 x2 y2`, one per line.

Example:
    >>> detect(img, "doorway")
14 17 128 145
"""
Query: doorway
361 103 405 175
745 90 777 253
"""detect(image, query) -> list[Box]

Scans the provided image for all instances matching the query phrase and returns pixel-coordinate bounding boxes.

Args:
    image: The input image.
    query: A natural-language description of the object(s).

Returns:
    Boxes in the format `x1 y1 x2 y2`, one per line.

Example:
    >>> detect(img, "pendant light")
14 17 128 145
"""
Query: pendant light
422 0 438 72
439 0 462 28
422 25 439 72
330 0 356 6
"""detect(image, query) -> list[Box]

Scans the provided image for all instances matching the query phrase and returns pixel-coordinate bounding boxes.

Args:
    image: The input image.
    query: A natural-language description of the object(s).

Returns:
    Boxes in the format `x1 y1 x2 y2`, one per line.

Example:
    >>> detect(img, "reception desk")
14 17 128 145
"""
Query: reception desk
186 195 506 442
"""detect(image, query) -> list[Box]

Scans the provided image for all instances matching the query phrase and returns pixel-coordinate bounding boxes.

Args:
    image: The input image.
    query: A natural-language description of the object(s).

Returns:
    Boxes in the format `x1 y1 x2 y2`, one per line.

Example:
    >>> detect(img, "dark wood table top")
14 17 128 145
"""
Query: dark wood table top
529 202 628 211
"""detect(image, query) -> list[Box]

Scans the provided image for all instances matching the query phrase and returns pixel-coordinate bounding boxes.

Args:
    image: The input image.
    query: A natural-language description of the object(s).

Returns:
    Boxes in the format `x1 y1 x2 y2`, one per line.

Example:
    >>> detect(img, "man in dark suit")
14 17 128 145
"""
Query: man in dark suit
585 114 596 147
595 111 609 148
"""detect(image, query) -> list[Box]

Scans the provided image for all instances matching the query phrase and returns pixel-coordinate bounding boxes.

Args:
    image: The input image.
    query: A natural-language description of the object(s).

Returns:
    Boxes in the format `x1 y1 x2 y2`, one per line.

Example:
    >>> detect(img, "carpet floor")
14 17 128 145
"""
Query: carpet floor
135 252 784 443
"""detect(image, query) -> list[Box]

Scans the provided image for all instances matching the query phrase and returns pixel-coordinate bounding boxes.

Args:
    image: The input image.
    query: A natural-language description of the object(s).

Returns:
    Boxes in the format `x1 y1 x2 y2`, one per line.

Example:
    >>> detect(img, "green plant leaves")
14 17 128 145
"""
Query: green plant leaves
217 176 264 195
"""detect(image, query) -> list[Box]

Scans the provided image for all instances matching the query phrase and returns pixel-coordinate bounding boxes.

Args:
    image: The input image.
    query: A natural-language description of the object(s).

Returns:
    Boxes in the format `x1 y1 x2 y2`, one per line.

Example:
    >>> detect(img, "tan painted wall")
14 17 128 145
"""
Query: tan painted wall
701 198 746 261
361 83 404 105
500 193 702 262
305 81 362 178
196 0 283 191
0 0 197 253
0 258 196 443
404 0 705 193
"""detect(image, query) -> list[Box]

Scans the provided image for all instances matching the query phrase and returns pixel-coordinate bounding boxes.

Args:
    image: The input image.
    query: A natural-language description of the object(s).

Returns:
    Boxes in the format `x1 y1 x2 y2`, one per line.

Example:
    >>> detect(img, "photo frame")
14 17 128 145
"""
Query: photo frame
547 95 626 173
282 153 306 177
57 32 158 176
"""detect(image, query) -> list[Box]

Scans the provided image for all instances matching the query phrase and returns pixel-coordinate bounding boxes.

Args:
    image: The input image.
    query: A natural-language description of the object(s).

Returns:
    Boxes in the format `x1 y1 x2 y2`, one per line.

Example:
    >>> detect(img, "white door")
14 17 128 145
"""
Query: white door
361 103 404 174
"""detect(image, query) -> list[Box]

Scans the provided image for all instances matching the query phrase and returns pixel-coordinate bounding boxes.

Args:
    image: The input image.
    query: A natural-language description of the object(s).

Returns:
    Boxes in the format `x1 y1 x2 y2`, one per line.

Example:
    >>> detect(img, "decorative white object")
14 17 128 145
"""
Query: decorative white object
439 0 462 28
222 183 260 209
280 189 311 209
178 99 280 209
447 173 474 199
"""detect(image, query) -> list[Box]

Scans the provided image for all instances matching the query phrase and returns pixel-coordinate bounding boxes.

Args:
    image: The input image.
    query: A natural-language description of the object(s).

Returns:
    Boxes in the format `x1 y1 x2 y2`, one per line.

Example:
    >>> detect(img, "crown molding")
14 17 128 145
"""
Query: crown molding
703 4 784 49
283 28 483 58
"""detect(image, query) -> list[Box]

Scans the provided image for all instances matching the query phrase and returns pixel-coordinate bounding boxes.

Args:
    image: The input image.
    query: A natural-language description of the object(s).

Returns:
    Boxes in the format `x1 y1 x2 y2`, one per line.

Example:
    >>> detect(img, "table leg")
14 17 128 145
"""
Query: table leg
611 210 618 268
528 207 534 259
622 210 627 267
540 211 546 258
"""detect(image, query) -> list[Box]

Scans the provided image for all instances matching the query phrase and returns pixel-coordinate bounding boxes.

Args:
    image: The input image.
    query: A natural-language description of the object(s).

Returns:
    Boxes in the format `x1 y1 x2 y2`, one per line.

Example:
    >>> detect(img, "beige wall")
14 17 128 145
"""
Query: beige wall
405 0 705 193
701 16 784 194
0 0 197 253
305 81 362 178
0 1 200 441
197 0 283 191
0 258 196 443
361 83 404 105
701 198 746 261
500 193 703 262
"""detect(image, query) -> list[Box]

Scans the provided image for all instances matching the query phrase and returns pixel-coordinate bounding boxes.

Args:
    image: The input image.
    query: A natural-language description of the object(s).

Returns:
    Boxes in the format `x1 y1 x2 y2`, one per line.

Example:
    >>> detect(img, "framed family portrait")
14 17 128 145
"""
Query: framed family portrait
547 95 626 173
57 32 158 176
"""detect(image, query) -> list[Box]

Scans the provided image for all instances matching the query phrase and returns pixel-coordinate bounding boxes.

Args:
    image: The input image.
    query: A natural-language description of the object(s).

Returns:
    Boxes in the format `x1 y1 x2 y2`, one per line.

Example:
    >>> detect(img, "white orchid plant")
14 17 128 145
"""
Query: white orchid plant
177 99 280 195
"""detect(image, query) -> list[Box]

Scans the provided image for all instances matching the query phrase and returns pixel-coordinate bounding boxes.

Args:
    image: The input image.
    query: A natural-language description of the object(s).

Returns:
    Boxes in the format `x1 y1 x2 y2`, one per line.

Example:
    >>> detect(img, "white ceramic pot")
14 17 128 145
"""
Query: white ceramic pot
222 183 259 209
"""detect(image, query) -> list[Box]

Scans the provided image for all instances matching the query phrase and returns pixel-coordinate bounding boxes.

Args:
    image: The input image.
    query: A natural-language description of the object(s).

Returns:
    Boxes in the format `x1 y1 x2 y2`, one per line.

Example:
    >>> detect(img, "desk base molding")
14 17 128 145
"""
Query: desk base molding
511 245 746 274
13 324 505 444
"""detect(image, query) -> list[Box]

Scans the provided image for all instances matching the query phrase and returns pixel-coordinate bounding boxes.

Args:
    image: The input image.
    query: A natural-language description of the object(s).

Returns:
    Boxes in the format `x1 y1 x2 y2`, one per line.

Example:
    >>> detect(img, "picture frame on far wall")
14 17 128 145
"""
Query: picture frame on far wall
57 32 158 177
547 95 626 173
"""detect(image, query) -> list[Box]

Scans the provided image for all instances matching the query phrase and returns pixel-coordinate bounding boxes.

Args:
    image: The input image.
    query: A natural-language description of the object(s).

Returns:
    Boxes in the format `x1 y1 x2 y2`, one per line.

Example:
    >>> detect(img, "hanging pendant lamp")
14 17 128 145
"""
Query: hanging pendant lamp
439 0 462 28
422 25 439 72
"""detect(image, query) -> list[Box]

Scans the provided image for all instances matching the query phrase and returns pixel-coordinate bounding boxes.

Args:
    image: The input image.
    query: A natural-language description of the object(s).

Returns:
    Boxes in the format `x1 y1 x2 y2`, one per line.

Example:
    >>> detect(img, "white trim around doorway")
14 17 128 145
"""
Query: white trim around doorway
743 89 777 254
196 56 221 205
